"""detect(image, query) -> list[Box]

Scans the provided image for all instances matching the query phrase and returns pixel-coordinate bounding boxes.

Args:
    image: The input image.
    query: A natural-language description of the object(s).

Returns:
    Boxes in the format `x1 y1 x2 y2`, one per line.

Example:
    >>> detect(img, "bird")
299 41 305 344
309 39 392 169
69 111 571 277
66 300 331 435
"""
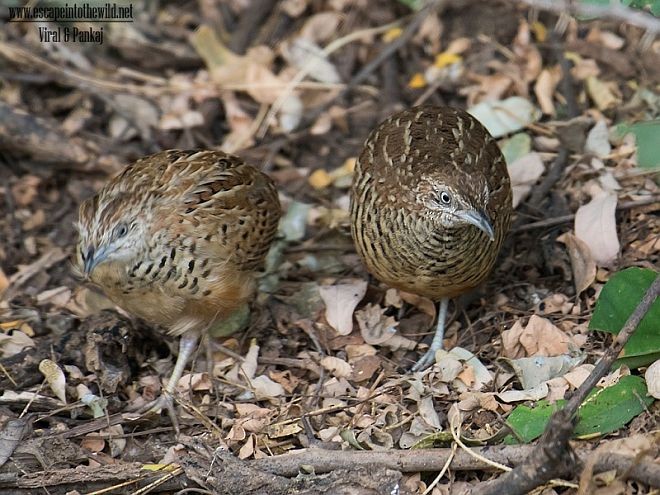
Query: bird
350 106 512 371
76 149 281 426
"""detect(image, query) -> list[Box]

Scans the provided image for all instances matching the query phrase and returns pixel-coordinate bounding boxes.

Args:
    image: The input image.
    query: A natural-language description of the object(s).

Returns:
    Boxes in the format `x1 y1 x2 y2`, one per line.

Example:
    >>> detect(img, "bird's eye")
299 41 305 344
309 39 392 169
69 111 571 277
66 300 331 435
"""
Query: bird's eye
439 191 452 205
115 224 128 238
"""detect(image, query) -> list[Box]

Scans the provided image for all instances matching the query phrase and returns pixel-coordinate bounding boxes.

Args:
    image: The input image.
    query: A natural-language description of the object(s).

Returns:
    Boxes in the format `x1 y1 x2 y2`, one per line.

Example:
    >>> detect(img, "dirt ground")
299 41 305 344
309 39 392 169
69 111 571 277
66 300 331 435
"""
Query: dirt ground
0 1 658 494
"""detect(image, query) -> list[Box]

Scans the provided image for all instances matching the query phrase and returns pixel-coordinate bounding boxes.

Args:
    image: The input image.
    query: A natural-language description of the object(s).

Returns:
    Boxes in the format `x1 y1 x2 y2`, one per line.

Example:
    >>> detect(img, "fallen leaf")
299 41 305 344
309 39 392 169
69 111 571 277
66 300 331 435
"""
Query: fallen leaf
251 375 285 399
585 120 611 158
0 330 35 358
320 356 353 378
10 175 40 207
308 169 332 189
408 73 426 89
586 76 620 111
507 152 545 208
283 38 341 84
175 372 212 394
299 12 343 43
645 359 660 399
557 233 597 295
319 280 368 335
468 97 541 138
418 396 442 429
351 355 381 382
501 315 573 358
0 268 8 296
355 303 397 344
534 67 560 115
574 193 620 266
39 359 67 404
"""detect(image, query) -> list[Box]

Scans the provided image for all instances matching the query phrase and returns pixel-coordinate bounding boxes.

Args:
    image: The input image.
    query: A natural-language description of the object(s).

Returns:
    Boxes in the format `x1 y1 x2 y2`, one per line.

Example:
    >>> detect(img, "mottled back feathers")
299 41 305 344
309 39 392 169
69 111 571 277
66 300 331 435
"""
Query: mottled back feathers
77 150 281 335
351 106 512 300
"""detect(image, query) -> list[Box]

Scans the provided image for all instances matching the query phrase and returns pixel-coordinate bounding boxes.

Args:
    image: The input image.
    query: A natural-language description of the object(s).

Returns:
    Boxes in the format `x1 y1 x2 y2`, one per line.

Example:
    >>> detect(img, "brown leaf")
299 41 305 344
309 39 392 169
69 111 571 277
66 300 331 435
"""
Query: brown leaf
502 316 572 358
355 303 397 345
319 280 368 335
574 193 620 266
557 233 597 295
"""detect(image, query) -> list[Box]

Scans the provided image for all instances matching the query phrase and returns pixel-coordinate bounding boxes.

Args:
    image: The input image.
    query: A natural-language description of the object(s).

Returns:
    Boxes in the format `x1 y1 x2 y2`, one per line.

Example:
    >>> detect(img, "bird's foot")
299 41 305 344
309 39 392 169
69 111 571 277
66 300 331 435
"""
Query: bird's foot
139 393 181 436
410 348 437 372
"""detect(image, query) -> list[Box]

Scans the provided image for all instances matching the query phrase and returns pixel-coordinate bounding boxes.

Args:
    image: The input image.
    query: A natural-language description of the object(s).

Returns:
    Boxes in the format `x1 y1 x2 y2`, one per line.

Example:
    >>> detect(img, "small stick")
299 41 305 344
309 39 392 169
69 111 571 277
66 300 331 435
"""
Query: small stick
513 196 660 233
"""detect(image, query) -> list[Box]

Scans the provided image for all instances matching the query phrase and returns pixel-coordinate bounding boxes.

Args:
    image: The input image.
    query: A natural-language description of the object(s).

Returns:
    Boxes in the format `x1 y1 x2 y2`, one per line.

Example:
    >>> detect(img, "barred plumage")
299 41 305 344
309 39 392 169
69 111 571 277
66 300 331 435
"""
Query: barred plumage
76 149 281 426
350 106 512 370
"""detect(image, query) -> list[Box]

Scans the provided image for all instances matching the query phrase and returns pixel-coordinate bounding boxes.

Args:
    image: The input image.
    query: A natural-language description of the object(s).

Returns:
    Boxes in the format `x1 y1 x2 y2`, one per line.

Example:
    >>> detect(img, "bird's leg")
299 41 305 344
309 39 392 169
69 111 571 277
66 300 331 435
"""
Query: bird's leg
141 331 199 434
411 297 449 372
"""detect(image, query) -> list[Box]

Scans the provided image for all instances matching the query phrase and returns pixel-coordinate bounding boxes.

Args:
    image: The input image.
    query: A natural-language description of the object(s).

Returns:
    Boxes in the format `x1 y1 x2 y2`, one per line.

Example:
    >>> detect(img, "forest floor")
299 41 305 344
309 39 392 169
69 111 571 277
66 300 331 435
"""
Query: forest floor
0 1 658 494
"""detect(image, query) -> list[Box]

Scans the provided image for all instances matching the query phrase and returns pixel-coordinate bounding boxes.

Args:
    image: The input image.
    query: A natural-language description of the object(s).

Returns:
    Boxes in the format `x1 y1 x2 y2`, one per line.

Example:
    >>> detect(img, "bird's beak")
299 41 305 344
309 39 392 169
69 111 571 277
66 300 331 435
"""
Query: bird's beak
457 209 495 241
82 245 107 276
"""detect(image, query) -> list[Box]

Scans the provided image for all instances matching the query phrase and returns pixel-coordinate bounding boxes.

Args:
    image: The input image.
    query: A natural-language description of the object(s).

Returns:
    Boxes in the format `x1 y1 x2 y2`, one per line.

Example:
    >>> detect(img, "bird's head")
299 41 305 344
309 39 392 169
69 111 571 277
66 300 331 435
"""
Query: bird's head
76 193 149 279
414 172 494 241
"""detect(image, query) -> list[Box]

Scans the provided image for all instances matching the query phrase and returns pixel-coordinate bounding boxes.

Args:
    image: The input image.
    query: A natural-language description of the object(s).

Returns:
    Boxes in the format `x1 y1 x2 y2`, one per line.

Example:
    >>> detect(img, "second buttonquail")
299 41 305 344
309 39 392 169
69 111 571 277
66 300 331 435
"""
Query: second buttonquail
350 106 512 371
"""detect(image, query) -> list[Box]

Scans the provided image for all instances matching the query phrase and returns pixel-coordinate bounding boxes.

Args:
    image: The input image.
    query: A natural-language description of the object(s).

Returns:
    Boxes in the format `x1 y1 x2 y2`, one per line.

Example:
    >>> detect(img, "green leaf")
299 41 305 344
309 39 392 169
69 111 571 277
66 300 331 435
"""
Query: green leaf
396 0 425 9
574 375 654 437
615 120 660 169
576 0 633 20
499 133 532 166
629 0 660 15
504 401 565 444
504 375 654 443
589 267 660 368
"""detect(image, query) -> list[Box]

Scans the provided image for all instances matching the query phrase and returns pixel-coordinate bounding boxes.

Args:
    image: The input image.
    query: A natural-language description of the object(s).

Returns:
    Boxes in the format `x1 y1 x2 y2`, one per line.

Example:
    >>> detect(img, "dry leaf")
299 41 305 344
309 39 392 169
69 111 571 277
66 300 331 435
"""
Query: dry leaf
574 193 620 266
355 303 397 344
0 330 35 358
320 356 353 378
0 268 9 297
501 315 572 358
39 359 67 404
11 175 40 206
557 233 597 295
175 372 211 393
586 76 620 111
319 280 367 335
299 12 343 43
251 375 285 399
399 291 436 317
507 152 545 208
283 38 341 84
585 120 611 158
645 360 660 399
534 67 560 115
81 435 105 453
308 169 332 189
351 355 381 382
418 396 442 429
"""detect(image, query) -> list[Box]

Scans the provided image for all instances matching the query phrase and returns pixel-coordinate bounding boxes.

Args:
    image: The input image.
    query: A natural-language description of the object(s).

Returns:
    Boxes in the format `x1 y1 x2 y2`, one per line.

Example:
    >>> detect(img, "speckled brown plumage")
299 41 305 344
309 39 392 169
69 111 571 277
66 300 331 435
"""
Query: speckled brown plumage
350 106 512 370
76 149 281 422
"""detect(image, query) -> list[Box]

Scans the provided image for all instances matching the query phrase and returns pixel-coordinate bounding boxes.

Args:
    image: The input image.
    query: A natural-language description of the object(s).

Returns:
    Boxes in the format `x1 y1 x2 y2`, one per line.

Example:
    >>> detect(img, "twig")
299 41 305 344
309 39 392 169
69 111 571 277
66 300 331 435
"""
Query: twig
254 18 404 140
513 196 660 233
473 274 660 495
228 0 279 55
255 0 443 141
549 31 579 119
347 0 443 91
518 0 660 36
248 445 660 485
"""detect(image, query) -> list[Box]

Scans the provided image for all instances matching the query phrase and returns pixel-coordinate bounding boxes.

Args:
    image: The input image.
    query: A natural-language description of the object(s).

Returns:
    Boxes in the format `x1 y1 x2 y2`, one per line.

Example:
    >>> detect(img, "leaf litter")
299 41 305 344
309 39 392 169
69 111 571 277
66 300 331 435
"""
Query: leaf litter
0 1 658 493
